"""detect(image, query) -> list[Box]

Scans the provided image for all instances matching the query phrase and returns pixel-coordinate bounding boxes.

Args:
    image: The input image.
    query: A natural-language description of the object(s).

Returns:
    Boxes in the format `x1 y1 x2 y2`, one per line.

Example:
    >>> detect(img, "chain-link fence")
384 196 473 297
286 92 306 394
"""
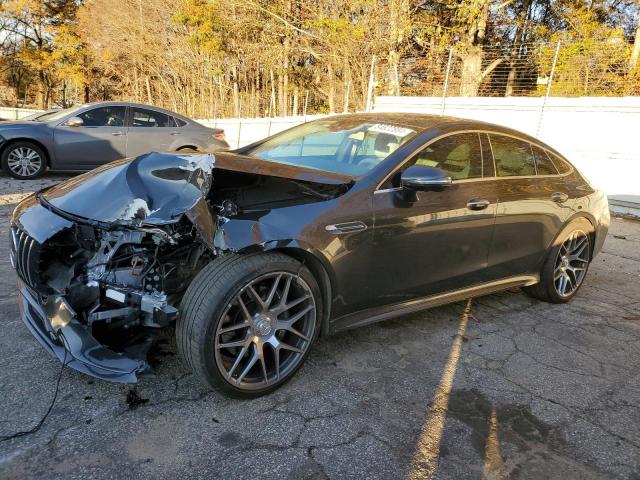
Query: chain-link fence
400 40 640 100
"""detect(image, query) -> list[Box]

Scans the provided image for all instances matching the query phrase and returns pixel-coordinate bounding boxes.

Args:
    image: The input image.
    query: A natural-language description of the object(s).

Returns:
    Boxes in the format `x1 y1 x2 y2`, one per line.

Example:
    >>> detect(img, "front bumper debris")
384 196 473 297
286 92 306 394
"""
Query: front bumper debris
19 283 149 383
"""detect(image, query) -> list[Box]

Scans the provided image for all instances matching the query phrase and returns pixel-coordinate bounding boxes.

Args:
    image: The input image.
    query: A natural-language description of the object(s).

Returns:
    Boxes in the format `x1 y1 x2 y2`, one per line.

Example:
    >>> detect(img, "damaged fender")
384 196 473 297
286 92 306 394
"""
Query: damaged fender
40 151 217 238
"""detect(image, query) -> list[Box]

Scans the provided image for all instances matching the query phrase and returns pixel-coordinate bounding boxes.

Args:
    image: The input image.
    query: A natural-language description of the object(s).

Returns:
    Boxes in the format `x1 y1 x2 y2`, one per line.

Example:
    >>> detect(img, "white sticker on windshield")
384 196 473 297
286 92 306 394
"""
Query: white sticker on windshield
368 123 415 137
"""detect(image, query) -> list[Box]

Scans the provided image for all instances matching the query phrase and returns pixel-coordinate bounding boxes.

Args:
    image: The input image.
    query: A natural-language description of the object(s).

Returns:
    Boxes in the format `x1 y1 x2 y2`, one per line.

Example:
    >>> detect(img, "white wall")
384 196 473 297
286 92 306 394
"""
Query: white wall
198 115 326 148
0 106 44 120
373 96 640 204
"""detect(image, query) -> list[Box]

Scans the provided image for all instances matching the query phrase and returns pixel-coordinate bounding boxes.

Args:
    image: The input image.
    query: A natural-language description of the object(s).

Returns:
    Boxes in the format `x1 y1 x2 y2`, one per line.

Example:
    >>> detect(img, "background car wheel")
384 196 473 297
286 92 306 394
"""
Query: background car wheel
1 141 47 179
524 220 593 303
176 252 322 398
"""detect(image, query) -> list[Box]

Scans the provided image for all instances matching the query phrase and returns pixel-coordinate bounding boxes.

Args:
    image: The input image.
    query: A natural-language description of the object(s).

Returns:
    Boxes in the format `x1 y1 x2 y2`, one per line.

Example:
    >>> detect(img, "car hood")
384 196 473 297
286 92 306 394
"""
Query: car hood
39 151 351 226
0 120 43 127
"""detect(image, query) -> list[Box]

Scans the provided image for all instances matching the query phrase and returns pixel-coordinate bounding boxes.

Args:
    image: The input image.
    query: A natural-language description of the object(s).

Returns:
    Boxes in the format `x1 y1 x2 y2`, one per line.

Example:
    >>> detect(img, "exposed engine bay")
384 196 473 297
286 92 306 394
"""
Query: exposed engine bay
11 151 350 381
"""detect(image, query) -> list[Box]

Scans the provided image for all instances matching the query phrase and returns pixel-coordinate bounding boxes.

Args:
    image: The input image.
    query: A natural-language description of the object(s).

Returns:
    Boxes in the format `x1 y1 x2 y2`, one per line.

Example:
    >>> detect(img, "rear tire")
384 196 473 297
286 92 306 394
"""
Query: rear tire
176 252 322 398
523 219 593 303
1 141 47 179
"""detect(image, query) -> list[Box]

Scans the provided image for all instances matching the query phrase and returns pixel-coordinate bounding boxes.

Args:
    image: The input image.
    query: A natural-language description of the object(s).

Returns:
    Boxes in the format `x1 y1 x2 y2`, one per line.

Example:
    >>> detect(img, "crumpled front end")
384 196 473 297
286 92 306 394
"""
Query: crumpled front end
10 153 216 382
11 150 352 383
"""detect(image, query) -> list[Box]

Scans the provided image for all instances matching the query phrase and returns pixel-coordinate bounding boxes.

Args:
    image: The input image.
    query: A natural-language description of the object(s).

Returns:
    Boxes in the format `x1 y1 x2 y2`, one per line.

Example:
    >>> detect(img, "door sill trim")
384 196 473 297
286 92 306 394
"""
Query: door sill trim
329 275 539 333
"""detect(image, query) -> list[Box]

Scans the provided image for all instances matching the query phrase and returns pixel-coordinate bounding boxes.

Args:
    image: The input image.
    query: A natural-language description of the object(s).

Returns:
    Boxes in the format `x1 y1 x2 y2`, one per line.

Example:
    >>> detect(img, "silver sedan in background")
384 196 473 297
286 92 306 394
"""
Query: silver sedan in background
0 101 229 179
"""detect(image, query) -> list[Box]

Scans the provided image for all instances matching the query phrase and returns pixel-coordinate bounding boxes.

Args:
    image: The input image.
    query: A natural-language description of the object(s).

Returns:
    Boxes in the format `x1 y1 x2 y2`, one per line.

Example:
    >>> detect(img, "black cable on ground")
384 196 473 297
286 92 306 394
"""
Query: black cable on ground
0 350 68 442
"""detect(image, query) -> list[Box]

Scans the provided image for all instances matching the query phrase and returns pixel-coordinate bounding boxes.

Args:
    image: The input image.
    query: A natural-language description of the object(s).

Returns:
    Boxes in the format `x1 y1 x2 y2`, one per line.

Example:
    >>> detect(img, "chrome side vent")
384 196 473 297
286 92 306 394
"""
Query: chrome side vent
325 221 367 234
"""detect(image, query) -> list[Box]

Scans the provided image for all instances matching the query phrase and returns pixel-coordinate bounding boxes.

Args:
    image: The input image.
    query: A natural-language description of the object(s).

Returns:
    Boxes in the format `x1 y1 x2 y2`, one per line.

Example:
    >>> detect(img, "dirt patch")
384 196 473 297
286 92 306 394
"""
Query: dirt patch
126 388 149 410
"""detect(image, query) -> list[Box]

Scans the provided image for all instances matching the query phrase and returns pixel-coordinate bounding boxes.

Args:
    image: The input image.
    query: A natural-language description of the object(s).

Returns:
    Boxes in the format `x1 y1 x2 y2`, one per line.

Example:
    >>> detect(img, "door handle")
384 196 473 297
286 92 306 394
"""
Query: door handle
170 131 180 135
111 131 125 136
551 192 569 203
467 198 491 210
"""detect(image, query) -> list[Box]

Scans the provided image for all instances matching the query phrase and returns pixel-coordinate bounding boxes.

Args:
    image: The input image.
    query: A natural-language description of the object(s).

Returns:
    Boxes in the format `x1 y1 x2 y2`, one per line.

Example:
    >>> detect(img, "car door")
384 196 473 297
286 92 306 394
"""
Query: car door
126 107 177 157
485 133 576 279
370 132 498 307
53 105 128 169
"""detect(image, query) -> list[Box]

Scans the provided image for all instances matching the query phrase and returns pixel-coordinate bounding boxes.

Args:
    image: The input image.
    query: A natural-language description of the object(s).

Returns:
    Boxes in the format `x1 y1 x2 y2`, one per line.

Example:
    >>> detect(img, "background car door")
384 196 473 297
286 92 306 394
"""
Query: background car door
370 132 498 307
485 134 577 279
126 107 178 157
53 105 127 169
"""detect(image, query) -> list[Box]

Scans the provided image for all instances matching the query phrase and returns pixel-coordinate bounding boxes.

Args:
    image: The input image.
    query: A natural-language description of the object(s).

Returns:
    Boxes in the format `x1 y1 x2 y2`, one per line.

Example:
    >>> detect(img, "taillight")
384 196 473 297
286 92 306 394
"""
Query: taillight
212 132 225 141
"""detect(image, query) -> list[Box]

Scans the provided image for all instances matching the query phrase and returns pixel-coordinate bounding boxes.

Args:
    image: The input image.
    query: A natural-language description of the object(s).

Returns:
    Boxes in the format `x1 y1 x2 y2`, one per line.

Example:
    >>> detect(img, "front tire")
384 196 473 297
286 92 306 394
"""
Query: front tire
524 222 592 303
176 253 322 398
1 141 47 179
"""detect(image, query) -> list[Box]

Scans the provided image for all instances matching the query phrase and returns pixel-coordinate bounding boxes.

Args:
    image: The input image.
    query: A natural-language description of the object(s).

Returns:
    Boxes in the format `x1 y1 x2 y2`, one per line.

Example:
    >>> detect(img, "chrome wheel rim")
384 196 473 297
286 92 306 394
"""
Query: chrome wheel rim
7 147 42 177
214 271 316 390
554 230 590 298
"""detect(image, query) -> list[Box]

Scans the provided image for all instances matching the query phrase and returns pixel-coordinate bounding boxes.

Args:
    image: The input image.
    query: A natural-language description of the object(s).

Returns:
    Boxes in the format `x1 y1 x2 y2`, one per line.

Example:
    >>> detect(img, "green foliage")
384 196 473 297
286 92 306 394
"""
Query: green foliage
537 7 635 96
0 0 638 111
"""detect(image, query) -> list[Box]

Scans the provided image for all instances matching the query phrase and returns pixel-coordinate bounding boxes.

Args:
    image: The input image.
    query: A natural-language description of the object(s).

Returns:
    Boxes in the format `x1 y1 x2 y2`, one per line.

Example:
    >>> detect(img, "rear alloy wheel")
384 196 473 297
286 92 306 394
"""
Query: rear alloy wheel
524 224 592 303
2 142 47 179
553 230 590 298
177 253 321 397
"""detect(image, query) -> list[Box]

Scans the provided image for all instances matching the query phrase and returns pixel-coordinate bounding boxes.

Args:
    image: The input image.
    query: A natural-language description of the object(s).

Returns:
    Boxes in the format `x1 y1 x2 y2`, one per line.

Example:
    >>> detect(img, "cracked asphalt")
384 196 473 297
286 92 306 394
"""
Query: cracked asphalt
1 172 639 480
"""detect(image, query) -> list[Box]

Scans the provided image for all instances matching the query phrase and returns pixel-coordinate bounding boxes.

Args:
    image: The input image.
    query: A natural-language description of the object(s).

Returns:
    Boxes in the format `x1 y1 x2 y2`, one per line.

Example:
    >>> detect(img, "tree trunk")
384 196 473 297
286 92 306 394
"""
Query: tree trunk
327 63 335 113
232 65 240 117
145 77 153 104
459 0 490 96
277 70 284 116
292 86 299 116
343 78 351 113
460 48 483 96
269 68 276 117
630 8 640 71
505 0 532 96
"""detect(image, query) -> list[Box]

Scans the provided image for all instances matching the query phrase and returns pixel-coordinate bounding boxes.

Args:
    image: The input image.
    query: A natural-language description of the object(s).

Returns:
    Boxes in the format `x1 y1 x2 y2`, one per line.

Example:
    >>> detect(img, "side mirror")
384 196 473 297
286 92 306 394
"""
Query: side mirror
65 116 84 127
401 165 452 191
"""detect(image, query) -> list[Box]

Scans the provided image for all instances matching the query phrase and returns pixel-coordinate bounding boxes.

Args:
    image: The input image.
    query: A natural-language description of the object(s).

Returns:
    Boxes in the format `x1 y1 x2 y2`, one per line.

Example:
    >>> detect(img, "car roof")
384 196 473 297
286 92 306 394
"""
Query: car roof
319 112 565 159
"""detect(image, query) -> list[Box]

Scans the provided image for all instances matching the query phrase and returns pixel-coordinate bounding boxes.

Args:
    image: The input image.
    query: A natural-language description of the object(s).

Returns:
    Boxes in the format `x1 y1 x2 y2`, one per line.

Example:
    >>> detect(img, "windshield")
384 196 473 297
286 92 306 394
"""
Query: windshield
246 119 416 177
37 105 85 122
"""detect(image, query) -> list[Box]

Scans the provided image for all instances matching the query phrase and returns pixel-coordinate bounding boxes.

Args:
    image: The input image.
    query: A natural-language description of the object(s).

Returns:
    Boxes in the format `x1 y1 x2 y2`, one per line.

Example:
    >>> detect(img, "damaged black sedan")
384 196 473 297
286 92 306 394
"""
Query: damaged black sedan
11 113 609 397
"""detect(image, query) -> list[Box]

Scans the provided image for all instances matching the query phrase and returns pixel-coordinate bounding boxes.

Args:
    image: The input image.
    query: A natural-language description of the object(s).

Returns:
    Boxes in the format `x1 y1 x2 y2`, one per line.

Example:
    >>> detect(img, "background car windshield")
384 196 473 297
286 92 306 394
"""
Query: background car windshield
246 120 416 176
37 105 85 122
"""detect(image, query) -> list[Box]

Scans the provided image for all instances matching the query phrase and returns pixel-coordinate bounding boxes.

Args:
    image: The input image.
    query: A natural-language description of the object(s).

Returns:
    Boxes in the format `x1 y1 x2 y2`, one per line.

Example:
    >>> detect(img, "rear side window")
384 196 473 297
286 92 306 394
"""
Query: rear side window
546 151 572 174
412 132 483 181
131 108 174 127
174 117 187 127
489 134 536 177
531 145 558 175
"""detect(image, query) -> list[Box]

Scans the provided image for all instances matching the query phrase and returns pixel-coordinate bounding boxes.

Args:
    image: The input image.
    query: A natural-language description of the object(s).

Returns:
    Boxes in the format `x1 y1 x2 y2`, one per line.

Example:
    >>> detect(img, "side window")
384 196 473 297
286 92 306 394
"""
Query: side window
531 145 558 175
131 108 173 127
411 133 483 181
78 106 125 127
546 151 572 174
174 117 187 127
489 134 536 177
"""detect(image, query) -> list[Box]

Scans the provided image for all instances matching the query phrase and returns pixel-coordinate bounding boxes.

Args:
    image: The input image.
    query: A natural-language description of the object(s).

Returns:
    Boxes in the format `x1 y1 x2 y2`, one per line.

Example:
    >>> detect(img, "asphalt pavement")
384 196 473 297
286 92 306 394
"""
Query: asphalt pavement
1 172 639 479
